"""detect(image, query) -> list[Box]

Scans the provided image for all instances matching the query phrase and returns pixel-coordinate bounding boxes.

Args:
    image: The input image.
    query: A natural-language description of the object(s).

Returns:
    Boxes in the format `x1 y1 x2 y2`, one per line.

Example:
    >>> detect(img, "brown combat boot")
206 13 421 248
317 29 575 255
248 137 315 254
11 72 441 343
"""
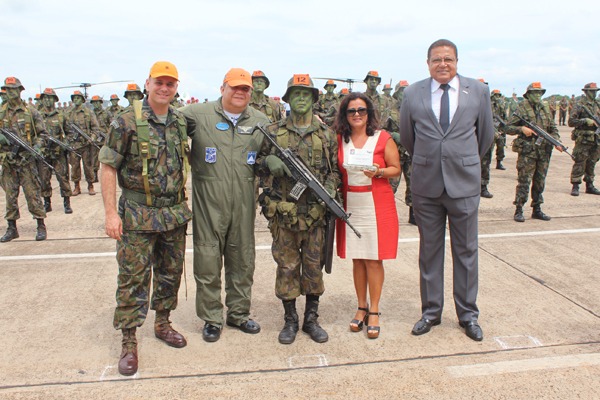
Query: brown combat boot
88 183 96 196
0 220 19 243
118 328 138 376
154 310 187 348
72 182 81 196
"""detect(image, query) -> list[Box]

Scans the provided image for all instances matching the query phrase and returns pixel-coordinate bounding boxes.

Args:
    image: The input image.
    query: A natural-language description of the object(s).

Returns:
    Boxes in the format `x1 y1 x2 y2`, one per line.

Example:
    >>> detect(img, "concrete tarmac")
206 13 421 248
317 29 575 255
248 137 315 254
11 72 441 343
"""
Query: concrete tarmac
0 125 599 399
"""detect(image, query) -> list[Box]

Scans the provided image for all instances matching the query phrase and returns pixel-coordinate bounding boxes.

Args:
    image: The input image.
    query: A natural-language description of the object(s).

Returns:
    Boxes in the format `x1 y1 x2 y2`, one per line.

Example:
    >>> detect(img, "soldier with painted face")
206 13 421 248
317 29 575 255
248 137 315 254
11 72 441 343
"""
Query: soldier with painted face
249 70 283 123
315 80 340 127
100 61 192 376
65 90 101 196
107 94 124 119
568 82 600 196
363 71 390 126
503 82 561 222
392 80 409 106
91 95 111 182
123 84 144 109
256 74 340 345
0 77 48 242
38 88 73 214
180 68 269 343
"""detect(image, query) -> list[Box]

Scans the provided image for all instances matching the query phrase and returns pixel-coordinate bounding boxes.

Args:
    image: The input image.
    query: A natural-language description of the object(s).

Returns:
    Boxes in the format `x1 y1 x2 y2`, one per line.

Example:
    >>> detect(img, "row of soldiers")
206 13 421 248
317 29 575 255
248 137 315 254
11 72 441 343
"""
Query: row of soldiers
0 78 147 241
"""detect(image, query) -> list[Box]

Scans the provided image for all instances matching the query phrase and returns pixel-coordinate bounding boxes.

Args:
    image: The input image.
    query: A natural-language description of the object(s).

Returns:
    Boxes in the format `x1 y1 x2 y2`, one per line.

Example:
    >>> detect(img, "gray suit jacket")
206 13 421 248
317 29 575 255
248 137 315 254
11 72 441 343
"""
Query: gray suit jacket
399 75 494 199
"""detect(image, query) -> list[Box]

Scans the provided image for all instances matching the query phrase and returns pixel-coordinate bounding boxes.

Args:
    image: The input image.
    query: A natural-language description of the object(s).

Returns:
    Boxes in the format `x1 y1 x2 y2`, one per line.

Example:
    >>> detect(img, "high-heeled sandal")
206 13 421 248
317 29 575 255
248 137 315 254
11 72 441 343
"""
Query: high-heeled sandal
367 312 381 339
349 307 369 332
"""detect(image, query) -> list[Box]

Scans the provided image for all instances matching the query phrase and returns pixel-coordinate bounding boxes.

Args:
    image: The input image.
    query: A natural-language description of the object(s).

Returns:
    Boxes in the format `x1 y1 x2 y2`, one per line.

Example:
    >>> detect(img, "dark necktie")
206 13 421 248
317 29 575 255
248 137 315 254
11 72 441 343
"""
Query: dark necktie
440 83 450 132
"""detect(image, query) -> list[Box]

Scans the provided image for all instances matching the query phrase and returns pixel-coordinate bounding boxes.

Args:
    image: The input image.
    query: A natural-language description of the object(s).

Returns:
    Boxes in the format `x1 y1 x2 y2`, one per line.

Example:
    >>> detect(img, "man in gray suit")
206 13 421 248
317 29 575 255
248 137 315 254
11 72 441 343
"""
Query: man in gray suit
399 39 494 342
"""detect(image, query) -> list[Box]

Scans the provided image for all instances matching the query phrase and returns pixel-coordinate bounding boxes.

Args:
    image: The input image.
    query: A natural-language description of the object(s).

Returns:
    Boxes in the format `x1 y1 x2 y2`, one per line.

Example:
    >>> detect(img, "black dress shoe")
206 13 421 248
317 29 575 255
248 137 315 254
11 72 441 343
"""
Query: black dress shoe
411 318 441 336
202 323 222 342
459 320 483 341
226 319 261 334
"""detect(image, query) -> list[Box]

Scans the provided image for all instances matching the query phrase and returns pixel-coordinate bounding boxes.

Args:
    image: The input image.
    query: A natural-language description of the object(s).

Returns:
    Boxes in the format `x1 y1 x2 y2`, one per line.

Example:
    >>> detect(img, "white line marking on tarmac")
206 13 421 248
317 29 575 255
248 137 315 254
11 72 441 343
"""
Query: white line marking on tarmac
287 354 329 368
1 227 599 262
447 352 600 378
493 335 543 349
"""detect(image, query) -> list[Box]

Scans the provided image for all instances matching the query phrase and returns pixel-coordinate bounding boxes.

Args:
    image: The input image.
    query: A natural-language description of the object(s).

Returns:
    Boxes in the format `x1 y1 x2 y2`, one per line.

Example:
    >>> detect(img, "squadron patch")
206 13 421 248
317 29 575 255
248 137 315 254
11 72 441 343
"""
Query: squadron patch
247 151 256 165
205 147 217 163
216 122 229 131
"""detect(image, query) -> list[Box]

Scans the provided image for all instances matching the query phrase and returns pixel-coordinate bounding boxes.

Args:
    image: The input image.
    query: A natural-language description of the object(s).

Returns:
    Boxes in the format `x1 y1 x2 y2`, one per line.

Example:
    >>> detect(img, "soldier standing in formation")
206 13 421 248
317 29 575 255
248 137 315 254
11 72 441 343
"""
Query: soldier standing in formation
491 89 507 170
315 80 339 127
38 88 73 214
257 74 339 344
0 77 48 242
363 71 389 124
568 82 600 196
503 82 561 222
558 95 569 126
123 84 144 109
107 94 124 119
91 95 111 182
249 70 283 123
180 68 269 343
100 61 192 376
65 90 100 196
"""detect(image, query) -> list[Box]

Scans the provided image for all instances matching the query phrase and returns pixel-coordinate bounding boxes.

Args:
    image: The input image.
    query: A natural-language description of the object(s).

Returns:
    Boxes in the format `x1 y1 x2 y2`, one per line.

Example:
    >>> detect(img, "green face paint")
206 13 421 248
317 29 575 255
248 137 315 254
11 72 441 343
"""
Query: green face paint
289 87 314 116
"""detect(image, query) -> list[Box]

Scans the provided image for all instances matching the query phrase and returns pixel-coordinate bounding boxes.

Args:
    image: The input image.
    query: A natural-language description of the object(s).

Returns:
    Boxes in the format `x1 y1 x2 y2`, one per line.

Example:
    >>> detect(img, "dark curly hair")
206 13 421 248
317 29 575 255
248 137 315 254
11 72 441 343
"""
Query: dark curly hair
333 92 380 143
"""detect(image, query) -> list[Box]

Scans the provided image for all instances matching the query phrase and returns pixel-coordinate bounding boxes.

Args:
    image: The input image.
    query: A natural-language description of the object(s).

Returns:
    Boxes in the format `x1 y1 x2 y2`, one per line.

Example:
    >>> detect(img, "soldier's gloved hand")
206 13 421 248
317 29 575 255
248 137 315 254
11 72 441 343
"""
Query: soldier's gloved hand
0 133 9 146
265 155 291 177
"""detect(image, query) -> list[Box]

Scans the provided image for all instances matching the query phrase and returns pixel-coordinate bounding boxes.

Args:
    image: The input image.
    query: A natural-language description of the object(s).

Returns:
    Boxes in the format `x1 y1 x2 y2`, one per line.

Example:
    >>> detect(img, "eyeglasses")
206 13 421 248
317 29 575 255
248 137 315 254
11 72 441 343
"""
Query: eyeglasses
430 57 456 65
346 107 368 116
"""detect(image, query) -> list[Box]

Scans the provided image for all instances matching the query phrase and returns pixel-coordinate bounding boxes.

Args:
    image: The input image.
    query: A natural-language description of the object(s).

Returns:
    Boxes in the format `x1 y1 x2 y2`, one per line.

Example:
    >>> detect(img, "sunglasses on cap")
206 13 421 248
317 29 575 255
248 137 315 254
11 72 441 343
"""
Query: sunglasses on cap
346 107 368 116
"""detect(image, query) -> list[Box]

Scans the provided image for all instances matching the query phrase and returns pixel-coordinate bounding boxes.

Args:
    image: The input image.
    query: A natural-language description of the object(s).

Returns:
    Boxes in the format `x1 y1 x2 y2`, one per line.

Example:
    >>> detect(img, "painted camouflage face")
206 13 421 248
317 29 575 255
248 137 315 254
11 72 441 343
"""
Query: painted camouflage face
72 96 84 106
6 87 21 101
92 101 103 111
253 78 267 93
366 77 380 90
288 87 314 116
527 91 542 105
324 85 335 94
42 96 55 108
585 90 598 101
110 99 119 106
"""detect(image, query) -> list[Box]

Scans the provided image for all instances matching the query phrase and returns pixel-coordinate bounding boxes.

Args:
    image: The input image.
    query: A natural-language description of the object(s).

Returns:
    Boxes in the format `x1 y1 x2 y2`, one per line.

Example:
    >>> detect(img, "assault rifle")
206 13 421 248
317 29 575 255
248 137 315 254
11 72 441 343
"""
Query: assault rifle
0 128 56 172
66 122 101 150
493 114 507 128
580 105 600 135
255 123 362 274
41 134 81 158
512 113 575 160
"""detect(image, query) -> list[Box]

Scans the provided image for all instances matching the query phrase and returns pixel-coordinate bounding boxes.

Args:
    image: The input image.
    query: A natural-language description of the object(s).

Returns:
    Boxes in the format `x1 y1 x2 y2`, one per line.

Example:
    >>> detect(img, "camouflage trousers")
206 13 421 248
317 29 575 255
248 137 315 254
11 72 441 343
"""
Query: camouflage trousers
570 141 600 184
92 145 100 174
113 224 187 330
0 160 46 220
69 143 95 183
390 154 412 206
514 149 552 207
481 142 494 186
271 223 325 300
40 153 72 198
495 133 506 161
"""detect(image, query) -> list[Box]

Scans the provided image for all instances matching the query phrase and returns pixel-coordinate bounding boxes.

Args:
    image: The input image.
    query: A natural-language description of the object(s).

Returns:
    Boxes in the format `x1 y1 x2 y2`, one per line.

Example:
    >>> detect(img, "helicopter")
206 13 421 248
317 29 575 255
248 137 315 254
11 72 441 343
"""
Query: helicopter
313 77 362 91
53 80 133 100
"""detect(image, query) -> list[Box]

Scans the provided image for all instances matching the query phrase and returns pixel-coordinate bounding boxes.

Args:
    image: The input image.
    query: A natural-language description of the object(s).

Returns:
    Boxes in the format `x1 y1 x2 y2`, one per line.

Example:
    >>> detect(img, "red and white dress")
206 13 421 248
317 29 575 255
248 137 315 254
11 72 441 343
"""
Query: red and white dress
336 130 399 260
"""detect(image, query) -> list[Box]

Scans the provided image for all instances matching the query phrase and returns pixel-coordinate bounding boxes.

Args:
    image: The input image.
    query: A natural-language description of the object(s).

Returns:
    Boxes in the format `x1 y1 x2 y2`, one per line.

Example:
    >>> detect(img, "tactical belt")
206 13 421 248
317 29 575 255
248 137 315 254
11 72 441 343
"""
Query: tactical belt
122 187 184 208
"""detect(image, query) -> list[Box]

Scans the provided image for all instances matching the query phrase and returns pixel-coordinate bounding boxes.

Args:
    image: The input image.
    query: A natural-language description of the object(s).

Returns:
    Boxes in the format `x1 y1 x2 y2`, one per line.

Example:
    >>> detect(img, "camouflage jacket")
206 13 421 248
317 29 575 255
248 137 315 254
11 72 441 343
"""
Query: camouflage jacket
249 94 283 122
98 100 192 232
568 96 600 132
503 99 559 152
107 104 125 120
40 108 69 158
256 116 340 231
94 108 111 145
0 100 47 166
365 91 391 129
65 105 101 149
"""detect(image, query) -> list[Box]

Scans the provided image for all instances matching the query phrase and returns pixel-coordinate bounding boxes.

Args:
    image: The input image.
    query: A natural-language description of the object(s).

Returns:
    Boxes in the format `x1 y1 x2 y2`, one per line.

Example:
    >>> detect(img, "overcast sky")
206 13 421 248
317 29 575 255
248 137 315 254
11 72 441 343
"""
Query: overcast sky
2 0 599 103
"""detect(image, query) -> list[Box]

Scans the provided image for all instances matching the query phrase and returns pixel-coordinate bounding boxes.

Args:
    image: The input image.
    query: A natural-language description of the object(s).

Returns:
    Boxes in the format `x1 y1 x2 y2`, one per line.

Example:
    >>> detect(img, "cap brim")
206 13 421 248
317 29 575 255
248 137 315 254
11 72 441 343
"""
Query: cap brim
150 73 179 81
227 80 253 88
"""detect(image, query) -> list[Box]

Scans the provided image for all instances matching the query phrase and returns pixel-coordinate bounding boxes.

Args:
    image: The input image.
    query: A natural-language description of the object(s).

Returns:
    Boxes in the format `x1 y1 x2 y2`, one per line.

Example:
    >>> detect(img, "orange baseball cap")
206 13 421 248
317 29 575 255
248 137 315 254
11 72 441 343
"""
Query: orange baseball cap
149 61 179 81
223 68 252 88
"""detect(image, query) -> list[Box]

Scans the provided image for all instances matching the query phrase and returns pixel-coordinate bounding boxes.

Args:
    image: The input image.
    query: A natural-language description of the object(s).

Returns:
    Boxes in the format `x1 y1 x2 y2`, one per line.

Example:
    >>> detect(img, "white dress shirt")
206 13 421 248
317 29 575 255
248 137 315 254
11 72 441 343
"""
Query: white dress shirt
431 75 459 125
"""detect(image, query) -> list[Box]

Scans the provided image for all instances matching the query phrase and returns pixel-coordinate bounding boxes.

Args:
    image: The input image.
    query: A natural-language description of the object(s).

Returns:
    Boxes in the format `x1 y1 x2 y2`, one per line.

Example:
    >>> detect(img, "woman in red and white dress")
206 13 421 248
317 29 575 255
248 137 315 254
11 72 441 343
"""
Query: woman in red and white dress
334 92 400 339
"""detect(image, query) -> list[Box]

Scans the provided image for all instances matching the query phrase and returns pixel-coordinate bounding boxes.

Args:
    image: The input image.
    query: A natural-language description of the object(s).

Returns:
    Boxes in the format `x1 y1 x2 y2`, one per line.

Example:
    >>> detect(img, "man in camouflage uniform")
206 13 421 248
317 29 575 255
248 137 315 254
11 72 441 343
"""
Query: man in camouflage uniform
38 88 73 214
502 82 561 222
315 80 339 127
0 77 48 242
65 90 100 196
107 94 124 119
363 71 390 125
180 68 269 343
506 92 520 119
256 74 340 344
559 95 569 126
100 61 192 376
568 82 600 196
491 90 507 170
249 70 283 123
91 95 111 182
392 80 409 105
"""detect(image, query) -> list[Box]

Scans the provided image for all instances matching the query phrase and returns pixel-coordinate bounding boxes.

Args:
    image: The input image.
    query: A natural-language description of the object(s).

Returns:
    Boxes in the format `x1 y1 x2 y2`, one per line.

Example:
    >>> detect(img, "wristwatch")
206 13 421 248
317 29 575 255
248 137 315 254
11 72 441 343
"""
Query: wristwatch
376 168 384 178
